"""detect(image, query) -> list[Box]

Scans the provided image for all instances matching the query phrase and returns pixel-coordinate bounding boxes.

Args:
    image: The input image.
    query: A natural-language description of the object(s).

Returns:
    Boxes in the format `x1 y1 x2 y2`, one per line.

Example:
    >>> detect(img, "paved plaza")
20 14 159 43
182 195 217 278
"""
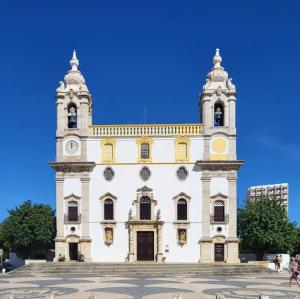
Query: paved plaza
0 271 299 299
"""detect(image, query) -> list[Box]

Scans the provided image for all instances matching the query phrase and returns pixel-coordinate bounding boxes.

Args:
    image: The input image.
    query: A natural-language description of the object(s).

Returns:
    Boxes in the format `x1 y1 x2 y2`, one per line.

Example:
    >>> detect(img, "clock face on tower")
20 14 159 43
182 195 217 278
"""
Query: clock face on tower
65 140 79 155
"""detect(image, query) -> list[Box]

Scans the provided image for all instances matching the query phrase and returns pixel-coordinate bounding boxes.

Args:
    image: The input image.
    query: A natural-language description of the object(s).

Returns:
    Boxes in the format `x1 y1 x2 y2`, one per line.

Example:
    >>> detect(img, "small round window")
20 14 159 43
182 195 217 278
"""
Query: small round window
176 166 188 181
140 167 151 181
103 167 115 181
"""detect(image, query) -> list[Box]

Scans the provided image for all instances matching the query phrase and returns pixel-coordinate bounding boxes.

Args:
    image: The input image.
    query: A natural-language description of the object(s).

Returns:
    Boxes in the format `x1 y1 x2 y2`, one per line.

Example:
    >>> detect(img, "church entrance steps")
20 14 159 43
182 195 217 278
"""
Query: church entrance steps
10 262 273 277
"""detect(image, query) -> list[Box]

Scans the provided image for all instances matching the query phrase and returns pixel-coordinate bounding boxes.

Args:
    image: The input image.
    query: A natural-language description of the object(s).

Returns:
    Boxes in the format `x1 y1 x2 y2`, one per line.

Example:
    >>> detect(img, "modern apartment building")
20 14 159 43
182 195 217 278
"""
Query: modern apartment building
247 183 288 215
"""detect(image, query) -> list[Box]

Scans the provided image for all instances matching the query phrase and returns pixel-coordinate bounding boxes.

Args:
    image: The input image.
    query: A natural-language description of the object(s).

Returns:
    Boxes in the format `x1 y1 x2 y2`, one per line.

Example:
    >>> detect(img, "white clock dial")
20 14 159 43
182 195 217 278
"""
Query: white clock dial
65 140 79 155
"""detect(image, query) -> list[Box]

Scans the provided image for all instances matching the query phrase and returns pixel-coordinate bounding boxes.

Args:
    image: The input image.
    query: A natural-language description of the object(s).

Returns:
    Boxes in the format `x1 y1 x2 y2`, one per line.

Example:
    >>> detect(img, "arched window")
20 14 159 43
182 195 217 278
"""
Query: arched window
178 142 187 161
104 143 113 161
177 198 187 220
67 104 77 128
214 102 224 127
140 196 151 220
141 143 150 159
104 199 114 220
214 200 225 221
68 201 78 221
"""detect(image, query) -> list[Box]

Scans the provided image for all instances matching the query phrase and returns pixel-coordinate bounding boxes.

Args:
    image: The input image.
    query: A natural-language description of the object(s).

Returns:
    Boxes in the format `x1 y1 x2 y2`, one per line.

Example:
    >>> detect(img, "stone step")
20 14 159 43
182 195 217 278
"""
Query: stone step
11 262 272 277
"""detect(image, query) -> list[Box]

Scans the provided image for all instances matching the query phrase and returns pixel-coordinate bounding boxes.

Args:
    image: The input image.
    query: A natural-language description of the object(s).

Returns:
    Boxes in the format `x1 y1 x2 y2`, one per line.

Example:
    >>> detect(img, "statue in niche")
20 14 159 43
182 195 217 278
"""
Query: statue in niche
178 229 186 244
105 228 113 245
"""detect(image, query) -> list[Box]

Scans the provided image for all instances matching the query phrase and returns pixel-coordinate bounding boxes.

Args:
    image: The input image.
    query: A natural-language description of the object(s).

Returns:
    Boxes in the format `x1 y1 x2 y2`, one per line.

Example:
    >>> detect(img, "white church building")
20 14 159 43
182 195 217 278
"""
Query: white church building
50 49 243 263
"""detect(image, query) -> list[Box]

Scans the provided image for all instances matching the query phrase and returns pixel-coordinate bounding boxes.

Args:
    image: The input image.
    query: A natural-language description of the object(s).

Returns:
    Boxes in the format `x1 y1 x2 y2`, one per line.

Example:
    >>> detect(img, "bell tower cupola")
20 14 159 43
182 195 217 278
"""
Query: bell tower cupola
200 49 237 160
55 50 93 162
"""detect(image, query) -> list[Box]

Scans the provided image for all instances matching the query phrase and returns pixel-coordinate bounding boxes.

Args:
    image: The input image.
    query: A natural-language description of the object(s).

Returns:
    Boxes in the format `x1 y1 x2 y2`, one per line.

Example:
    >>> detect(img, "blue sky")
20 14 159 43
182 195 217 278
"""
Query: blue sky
0 0 299 224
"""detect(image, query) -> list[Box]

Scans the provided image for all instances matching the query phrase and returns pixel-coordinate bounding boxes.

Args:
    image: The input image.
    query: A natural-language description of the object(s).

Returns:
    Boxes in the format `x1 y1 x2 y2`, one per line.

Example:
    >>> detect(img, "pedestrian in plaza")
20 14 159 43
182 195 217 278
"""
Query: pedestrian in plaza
273 255 279 272
277 255 282 272
289 257 300 287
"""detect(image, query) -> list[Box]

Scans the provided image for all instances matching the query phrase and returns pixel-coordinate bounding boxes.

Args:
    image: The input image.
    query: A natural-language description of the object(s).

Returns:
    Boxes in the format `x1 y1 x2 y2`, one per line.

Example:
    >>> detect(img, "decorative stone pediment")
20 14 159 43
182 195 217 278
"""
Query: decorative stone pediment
210 192 227 199
99 192 117 201
64 193 81 200
137 186 153 194
172 192 191 201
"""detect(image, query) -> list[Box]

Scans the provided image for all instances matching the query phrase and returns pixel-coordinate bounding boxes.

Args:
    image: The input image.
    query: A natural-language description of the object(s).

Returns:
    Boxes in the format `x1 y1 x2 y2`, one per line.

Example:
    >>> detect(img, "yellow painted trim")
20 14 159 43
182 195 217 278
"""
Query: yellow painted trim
209 154 228 160
136 136 153 163
211 137 227 153
175 136 190 163
89 123 203 137
101 137 116 163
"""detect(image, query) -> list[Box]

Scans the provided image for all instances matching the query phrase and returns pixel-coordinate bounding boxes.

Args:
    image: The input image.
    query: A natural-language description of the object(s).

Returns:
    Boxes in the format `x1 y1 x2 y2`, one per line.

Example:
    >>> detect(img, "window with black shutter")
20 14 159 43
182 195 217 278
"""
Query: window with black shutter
68 201 78 221
140 196 151 220
214 200 225 222
104 199 114 220
177 199 187 220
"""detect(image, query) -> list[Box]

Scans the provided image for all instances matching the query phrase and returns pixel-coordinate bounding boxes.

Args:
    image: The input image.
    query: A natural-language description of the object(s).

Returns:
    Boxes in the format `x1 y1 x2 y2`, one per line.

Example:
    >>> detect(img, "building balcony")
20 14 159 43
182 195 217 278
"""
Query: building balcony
64 214 81 224
210 214 229 224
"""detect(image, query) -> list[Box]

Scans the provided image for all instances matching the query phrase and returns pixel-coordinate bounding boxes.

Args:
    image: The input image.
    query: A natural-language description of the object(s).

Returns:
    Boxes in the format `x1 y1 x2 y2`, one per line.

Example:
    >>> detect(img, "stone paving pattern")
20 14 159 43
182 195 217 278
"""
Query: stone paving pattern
0 272 299 299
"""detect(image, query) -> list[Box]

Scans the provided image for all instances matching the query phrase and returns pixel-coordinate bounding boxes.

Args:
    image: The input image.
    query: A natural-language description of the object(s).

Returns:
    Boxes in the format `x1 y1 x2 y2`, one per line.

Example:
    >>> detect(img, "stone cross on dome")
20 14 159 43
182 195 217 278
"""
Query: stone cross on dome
213 48 223 69
70 49 79 71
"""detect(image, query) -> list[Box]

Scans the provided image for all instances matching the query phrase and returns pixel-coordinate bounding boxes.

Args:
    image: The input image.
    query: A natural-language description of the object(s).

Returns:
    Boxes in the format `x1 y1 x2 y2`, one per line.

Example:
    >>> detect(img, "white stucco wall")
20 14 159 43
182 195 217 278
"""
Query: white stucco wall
86 136 205 262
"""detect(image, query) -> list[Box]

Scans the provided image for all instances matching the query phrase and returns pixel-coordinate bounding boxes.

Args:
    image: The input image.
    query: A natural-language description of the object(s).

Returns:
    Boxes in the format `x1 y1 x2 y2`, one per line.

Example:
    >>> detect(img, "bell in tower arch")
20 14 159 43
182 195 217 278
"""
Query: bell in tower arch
214 103 224 127
68 104 77 128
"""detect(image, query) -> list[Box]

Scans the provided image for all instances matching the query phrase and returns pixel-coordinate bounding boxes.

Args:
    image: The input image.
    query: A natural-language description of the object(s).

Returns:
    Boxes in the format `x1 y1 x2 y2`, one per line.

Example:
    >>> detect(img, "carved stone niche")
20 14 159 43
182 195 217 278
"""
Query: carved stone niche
178 228 187 246
104 227 113 246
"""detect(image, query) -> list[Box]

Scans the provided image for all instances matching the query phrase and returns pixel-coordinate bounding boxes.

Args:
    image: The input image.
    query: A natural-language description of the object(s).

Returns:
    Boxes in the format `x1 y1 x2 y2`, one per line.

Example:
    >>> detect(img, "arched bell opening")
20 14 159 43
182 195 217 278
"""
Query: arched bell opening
67 103 77 128
214 102 224 127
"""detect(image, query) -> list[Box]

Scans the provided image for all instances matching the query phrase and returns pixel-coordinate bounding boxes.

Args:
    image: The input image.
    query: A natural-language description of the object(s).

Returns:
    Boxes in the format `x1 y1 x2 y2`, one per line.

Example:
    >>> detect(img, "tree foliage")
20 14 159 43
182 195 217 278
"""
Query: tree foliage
0 201 55 259
238 197 297 259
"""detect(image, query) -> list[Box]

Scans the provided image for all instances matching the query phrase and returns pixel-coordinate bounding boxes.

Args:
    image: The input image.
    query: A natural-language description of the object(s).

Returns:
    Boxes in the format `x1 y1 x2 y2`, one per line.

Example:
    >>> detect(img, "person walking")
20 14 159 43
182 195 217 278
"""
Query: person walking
274 255 279 272
277 255 282 272
289 257 300 287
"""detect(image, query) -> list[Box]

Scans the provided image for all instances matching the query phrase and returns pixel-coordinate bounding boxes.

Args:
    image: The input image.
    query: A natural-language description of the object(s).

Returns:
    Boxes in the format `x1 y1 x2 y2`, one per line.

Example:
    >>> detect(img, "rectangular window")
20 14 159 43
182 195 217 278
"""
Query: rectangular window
141 143 150 159
178 142 187 160
104 143 113 161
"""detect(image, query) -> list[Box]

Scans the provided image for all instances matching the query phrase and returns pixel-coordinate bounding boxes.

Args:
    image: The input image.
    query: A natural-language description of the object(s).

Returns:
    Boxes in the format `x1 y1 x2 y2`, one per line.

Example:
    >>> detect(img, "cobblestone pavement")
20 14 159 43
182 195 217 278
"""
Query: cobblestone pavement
0 272 299 299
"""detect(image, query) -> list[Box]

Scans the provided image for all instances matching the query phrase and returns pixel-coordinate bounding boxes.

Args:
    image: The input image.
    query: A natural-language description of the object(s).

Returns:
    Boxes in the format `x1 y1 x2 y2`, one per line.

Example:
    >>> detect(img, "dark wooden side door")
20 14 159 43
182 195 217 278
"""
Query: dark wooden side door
214 243 224 262
137 231 154 261
69 243 78 261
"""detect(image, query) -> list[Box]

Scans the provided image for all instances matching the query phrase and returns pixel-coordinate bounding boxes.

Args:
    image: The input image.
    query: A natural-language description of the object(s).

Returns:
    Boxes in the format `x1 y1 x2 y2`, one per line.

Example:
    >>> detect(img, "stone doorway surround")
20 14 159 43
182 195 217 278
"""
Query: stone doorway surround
127 220 164 262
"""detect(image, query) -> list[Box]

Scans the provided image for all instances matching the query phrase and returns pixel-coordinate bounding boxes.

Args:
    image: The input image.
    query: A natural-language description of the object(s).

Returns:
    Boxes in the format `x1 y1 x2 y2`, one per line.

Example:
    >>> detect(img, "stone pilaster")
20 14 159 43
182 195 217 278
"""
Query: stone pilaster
199 173 213 263
54 172 66 261
55 172 64 238
128 224 134 262
157 224 163 262
80 173 91 261
226 171 240 263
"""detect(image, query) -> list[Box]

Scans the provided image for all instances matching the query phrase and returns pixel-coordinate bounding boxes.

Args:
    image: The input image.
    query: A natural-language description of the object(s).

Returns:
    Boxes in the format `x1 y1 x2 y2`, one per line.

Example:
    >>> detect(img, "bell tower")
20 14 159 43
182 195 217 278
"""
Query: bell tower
51 51 95 262
198 49 243 263
55 50 92 162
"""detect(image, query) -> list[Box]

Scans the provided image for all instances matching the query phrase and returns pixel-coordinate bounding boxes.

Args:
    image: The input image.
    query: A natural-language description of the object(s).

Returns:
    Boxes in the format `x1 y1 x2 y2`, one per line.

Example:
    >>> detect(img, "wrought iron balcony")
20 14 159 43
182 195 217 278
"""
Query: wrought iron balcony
210 214 229 224
64 214 81 224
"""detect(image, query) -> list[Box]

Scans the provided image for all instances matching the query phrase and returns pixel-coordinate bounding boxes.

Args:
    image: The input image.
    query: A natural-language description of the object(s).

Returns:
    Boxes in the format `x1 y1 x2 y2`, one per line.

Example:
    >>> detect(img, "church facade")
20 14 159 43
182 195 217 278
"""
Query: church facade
50 49 243 263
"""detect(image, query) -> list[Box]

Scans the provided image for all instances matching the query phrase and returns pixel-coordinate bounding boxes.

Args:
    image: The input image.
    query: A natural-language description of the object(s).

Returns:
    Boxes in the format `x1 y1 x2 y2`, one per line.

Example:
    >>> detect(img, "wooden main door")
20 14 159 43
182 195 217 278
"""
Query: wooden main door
214 243 224 262
137 231 154 261
69 242 78 261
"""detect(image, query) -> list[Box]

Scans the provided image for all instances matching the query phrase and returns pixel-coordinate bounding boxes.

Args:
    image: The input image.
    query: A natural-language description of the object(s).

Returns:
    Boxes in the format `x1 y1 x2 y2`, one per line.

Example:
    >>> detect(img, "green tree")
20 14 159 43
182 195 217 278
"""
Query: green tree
294 227 300 254
0 200 55 259
238 197 297 259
